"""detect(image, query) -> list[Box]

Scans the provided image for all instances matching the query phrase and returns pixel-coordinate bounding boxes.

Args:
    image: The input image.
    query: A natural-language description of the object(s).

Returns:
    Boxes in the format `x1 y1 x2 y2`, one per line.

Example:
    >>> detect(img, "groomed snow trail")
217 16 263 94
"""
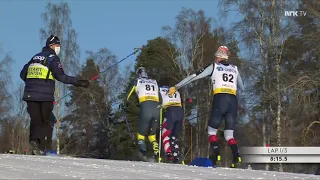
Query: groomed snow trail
0 154 319 179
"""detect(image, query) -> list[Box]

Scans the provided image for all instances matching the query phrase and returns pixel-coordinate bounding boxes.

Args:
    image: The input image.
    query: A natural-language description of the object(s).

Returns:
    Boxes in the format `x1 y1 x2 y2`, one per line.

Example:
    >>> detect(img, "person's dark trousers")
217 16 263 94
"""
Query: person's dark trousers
44 124 53 151
27 101 53 151
44 112 56 151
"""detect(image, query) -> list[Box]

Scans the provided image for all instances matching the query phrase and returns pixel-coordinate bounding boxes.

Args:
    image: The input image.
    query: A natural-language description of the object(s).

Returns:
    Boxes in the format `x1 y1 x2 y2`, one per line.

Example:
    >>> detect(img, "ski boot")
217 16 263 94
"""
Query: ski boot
209 135 221 167
30 140 44 155
151 141 159 163
171 149 182 164
171 152 184 165
228 139 242 168
137 140 150 162
209 153 221 167
173 157 183 164
230 154 242 168
209 142 221 166
165 152 174 163
137 150 151 162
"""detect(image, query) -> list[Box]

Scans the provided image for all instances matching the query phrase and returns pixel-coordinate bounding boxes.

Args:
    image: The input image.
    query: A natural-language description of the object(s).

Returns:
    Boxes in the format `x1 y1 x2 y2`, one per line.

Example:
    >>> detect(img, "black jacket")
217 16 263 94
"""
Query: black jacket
20 47 77 102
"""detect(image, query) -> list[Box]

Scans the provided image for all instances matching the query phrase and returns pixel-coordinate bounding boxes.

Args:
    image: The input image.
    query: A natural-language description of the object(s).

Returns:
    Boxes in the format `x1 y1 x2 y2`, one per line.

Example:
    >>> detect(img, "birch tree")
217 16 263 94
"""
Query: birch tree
0 47 29 153
0 47 13 118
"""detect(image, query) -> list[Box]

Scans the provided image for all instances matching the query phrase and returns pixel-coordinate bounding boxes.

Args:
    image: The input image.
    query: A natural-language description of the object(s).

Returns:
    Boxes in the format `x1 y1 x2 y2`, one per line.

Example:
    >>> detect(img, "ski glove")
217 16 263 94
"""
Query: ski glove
119 101 129 110
75 80 90 88
168 86 177 95
119 102 125 110
238 105 246 114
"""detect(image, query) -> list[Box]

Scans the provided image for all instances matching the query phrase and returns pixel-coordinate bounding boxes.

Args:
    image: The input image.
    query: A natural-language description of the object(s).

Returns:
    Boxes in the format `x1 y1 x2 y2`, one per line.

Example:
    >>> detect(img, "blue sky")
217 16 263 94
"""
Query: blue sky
0 0 241 91
0 0 246 138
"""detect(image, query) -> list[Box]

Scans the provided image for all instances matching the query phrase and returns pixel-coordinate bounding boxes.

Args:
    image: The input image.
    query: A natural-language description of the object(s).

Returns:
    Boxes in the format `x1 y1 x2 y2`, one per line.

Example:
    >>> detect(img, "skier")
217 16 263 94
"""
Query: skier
168 46 245 168
20 35 90 155
121 67 161 162
159 84 184 164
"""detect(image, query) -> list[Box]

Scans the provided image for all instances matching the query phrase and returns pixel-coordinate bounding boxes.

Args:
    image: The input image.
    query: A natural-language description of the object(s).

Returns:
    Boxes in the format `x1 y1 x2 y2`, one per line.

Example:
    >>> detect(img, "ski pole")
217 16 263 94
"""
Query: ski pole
53 48 142 105
188 110 211 121
122 107 133 137
171 64 215 94
168 74 197 95
158 105 163 163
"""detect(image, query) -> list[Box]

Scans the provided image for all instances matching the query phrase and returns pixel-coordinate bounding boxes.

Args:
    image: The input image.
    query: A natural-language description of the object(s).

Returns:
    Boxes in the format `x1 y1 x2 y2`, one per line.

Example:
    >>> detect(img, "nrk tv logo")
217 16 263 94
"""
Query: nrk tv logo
285 10 307 17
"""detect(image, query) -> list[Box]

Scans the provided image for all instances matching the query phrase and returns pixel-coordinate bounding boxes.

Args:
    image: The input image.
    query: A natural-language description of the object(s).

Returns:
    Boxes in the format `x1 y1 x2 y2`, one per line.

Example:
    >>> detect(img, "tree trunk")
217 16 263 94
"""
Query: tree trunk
55 20 65 155
276 55 283 172
190 126 193 162
262 113 269 170
11 126 15 151
272 0 283 172
224 145 228 167
196 106 199 157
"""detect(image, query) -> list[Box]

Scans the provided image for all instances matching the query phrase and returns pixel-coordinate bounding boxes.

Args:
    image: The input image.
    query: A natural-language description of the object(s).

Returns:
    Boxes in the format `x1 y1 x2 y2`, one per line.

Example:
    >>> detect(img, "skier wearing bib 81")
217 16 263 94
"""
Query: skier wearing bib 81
159 84 184 164
168 46 245 168
121 67 161 162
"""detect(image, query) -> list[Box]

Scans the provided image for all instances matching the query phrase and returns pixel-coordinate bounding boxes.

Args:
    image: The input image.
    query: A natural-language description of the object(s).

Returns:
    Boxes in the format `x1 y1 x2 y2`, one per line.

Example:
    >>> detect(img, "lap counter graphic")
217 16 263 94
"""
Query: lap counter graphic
240 147 320 163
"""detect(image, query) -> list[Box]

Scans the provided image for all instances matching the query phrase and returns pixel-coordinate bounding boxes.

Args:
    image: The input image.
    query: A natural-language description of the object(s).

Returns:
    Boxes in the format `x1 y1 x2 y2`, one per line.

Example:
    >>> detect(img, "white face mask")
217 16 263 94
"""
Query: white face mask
55 47 61 55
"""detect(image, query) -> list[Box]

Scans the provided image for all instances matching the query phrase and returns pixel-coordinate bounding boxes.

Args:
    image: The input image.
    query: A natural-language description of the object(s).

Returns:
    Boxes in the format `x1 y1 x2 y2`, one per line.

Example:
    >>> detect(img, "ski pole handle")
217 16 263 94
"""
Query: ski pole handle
90 75 99 81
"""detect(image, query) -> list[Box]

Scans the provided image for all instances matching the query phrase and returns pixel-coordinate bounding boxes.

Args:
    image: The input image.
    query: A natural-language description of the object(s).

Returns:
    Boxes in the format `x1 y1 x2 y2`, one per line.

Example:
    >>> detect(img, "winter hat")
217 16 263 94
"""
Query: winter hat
136 67 148 78
46 35 61 47
215 46 230 59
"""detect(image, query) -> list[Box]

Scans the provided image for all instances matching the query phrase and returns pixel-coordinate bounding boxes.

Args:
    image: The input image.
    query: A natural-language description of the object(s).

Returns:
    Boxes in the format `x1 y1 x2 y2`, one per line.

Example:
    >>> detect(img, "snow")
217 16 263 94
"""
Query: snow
0 154 319 179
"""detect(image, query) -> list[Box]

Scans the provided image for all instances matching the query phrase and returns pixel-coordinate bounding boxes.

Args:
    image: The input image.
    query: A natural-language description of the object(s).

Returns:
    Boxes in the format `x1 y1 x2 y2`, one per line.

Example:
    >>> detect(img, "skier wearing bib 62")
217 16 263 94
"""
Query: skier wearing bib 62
159 84 184 164
168 46 245 168
121 67 161 162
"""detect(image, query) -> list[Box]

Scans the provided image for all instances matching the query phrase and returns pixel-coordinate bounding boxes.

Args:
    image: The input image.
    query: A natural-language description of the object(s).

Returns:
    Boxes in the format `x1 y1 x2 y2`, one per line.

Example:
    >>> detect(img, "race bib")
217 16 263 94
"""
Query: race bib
136 79 159 103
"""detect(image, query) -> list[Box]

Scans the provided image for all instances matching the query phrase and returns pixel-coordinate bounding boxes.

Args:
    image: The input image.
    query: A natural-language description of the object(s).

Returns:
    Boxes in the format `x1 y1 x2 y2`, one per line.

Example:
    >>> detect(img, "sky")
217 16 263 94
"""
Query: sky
0 0 241 91
0 0 244 138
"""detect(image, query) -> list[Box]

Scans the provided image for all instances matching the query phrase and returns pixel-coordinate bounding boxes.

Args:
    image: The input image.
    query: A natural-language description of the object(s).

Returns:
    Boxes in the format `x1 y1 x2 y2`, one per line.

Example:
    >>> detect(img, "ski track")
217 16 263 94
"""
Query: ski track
0 154 319 179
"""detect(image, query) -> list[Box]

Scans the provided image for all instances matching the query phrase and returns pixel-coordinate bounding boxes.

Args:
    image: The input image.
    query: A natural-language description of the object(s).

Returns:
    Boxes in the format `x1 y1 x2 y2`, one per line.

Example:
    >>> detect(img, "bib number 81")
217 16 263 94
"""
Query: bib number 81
145 84 155 91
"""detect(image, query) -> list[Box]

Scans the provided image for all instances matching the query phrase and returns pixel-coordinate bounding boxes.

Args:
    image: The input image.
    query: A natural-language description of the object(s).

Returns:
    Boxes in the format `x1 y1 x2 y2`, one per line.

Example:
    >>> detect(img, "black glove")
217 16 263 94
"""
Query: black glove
119 103 124 110
119 101 130 110
75 80 90 88
119 102 125 110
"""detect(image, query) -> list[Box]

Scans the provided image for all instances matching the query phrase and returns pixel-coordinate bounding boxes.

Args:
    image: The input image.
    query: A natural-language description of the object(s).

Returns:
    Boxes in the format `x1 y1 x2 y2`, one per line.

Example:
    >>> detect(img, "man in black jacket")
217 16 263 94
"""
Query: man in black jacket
20 35 90 155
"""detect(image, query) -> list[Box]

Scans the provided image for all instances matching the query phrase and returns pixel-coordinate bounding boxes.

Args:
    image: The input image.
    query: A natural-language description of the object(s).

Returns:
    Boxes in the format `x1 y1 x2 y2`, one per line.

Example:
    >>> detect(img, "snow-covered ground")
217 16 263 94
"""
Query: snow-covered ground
0 154 319 179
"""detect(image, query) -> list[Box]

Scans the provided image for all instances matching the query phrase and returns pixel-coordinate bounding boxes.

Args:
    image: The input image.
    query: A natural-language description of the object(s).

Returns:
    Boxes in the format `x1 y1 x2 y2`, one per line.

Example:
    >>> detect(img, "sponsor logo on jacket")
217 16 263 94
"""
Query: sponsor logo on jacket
139 79 157 84
33 56 46 61
216 67 237 74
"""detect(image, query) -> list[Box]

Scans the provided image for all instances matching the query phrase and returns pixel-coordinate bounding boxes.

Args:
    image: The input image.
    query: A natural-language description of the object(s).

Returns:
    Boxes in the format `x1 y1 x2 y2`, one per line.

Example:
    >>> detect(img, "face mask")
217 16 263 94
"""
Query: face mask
55 47 61 55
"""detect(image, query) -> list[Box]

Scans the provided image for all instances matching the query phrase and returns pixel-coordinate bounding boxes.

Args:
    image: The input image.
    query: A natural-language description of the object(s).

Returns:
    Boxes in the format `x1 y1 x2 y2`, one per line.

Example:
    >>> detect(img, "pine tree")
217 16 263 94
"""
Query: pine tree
62 59 108 157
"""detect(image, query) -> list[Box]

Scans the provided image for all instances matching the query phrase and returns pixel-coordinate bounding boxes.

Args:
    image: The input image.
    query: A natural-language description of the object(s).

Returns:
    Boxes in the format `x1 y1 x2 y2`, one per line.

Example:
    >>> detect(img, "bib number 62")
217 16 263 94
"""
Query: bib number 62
222 73 234 83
